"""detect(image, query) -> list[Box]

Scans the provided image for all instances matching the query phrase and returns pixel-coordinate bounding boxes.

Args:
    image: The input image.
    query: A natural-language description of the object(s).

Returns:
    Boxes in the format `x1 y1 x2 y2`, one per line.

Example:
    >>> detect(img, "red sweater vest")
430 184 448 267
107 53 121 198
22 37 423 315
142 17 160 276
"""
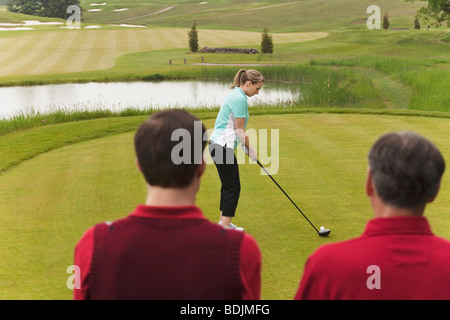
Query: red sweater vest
89 216 244 300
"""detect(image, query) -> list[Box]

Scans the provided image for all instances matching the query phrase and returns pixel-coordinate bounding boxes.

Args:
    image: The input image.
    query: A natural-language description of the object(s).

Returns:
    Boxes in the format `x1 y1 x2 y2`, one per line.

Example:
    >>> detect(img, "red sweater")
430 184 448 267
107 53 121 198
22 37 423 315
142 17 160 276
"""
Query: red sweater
74 205 261 300
295 216 450 300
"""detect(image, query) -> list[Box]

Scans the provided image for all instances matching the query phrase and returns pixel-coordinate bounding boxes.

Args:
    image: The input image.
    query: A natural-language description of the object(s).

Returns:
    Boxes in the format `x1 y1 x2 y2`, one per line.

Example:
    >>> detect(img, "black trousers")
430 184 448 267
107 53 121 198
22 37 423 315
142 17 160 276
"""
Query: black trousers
209 142 241 218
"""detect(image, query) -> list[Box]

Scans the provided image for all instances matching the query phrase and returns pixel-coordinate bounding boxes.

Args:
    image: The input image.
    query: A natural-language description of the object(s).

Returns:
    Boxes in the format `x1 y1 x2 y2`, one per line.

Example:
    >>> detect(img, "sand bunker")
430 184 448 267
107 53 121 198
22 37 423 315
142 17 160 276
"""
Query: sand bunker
0 27 34 31
0 23 23 26
113 8 129 12
112 24 146 28
0 20 62 31
60 25 102 29
23 20 63 25
88 9 102 12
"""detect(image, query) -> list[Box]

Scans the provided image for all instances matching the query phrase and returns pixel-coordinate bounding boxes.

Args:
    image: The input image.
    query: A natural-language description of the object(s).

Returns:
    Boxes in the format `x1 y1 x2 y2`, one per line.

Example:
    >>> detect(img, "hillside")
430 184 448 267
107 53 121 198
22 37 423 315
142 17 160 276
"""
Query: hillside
81 0 426 32
0 1 438 31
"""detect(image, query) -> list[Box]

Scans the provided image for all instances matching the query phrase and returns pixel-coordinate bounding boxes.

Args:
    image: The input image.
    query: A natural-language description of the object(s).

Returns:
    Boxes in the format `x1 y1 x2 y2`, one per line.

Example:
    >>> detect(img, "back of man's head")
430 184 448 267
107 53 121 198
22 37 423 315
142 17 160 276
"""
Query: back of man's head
134 109 207 188
368 131 445 209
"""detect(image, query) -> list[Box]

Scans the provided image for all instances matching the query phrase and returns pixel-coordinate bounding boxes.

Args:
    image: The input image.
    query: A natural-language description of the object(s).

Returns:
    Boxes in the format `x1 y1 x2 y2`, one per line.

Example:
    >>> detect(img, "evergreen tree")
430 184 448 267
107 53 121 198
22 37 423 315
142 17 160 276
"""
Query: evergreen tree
405 0 449 27
188 23 199 53
7 0 31 13
383 12 390 29
17 0 41 15
42 0 81 19
414 17 421 29
7 0 81 19
261 27 273 54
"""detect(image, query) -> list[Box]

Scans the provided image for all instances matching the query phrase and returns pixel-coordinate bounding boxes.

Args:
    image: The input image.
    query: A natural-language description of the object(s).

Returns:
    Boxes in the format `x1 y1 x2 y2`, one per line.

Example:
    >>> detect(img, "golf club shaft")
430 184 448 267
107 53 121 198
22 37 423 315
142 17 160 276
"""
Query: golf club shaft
257 160 320 233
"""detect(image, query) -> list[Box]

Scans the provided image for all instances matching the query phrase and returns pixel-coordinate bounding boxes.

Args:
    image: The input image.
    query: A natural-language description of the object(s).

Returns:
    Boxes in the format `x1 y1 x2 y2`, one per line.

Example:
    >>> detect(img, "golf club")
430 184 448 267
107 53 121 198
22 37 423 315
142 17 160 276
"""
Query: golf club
256 160 331 237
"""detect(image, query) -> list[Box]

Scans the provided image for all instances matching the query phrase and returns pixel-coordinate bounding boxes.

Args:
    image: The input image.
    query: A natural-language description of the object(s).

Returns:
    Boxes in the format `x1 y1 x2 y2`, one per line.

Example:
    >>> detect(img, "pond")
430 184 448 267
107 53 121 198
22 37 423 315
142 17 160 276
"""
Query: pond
0 80 301 119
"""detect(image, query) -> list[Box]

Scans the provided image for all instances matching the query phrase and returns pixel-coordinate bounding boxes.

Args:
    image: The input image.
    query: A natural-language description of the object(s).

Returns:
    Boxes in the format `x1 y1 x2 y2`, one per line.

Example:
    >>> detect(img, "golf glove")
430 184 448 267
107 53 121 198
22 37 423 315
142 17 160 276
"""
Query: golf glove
242 145 258 161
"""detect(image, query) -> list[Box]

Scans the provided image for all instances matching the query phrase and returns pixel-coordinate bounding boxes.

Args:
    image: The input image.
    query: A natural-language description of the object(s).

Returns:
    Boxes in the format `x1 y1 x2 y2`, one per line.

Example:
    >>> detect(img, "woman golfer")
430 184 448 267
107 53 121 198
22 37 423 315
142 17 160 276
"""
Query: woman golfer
209 69 265 231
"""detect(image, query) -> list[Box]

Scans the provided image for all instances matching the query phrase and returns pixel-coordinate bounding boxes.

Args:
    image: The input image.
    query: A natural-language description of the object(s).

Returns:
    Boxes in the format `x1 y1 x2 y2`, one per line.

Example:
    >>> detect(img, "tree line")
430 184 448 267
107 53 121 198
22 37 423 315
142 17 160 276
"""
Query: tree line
7 0 81 19
405 0 449 27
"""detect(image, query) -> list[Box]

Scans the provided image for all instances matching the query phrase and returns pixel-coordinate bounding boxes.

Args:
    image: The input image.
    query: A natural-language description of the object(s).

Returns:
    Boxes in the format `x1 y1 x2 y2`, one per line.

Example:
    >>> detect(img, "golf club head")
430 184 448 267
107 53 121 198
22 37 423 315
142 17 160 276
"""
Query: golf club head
318 229 331 237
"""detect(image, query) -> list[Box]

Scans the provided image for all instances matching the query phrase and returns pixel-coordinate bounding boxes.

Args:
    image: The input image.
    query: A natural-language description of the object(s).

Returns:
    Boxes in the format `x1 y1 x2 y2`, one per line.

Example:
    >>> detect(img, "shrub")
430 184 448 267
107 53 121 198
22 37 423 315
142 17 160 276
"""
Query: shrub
261 27 274 54
188 23 199 53
414 17 421 29
142 73 164 81
383 12 390 29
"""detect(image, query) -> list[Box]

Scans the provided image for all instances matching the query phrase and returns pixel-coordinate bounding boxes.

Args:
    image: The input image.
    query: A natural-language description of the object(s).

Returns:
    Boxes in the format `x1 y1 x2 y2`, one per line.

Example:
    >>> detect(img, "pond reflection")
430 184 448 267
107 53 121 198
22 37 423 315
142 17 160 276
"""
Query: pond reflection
0 80 301 119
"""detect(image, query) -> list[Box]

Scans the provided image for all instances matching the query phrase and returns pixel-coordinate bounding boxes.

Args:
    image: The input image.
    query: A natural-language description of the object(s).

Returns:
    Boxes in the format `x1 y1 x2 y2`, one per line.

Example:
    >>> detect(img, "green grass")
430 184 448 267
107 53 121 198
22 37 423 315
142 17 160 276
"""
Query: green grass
79 0 427 32
0 27 447 111
0 1 448 113
0 111 449 299
0 23 327 79
0 107 154 136
2 106 448 159
0 0 449 300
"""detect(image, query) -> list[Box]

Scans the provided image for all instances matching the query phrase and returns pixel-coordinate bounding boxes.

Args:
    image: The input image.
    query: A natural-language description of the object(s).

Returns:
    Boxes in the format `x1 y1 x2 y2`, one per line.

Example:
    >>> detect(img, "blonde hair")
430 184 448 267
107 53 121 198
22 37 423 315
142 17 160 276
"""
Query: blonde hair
231 69 265 88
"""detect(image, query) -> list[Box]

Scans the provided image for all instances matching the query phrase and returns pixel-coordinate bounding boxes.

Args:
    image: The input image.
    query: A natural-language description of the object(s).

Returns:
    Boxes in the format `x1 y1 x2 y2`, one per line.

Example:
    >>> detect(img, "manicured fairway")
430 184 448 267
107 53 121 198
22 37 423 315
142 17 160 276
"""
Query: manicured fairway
0 113 448 299
0 28 327 77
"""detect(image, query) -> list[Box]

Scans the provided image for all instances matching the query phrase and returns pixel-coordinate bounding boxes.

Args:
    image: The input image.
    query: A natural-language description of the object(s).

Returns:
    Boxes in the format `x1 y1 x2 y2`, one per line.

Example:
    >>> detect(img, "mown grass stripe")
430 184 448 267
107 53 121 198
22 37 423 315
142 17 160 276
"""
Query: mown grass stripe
7 32 60 75
0 33 35 73
30 31 80 75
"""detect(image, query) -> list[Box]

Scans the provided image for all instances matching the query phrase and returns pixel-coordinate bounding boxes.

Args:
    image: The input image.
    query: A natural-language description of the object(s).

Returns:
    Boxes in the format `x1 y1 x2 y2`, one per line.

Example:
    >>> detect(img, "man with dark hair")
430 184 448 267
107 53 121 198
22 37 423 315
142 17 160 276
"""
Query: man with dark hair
295 131 449 300
74 109 261 300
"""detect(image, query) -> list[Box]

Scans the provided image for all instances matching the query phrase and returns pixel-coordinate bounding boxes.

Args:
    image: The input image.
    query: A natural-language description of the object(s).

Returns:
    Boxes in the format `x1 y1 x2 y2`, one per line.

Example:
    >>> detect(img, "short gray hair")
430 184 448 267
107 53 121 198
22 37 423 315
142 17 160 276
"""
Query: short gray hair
368 131 445 208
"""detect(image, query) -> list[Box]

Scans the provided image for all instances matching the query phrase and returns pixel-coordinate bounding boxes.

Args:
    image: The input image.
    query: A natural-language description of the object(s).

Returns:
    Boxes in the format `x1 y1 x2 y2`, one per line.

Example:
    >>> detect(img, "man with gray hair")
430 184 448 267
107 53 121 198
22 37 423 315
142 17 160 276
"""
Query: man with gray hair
295 131 449 300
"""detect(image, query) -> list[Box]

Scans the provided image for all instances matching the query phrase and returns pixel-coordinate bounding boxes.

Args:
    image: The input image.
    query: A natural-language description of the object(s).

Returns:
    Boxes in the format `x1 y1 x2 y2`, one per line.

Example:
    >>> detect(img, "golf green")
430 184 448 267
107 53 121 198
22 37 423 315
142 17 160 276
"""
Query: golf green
0 113 448 299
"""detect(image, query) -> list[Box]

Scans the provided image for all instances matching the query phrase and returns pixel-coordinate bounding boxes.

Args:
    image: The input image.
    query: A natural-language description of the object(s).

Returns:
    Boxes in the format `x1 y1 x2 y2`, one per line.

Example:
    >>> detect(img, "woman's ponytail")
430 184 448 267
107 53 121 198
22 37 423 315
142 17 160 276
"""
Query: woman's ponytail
230 69 265 88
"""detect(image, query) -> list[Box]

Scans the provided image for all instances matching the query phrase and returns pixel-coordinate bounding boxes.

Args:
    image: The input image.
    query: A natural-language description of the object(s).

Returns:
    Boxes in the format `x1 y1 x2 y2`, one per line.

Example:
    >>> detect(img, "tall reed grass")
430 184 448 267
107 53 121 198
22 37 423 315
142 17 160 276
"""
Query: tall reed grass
310 57 450 112
0 108 155 136
201 64 383 108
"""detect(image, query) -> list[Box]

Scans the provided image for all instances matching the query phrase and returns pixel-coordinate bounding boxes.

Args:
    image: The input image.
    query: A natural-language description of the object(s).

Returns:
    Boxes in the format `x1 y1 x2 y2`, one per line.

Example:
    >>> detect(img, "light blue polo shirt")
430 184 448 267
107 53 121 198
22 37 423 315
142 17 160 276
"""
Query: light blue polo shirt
210 87 249 150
